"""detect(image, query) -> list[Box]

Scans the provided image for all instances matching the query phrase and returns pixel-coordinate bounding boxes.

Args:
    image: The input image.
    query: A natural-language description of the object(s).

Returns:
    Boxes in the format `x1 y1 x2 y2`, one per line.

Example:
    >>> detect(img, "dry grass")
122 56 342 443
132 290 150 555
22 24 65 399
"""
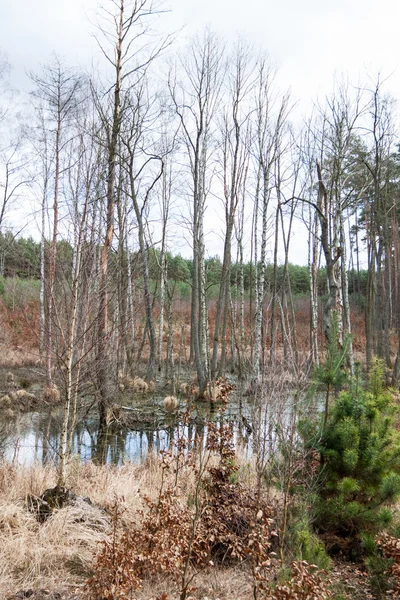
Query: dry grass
0 462 135 597
0 343 39 368
136 565 253 600
0 449 265 599
163 395 178 411
43 384 61 403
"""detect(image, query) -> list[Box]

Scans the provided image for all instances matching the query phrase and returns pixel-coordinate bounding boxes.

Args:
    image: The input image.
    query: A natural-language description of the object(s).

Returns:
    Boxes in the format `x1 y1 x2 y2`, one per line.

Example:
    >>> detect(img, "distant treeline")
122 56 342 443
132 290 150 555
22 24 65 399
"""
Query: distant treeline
0 232 367 300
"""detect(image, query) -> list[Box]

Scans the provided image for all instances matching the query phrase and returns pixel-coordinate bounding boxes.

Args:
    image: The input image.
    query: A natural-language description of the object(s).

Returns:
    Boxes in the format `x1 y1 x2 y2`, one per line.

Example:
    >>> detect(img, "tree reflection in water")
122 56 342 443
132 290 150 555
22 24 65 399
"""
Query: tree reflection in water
0 392 259 467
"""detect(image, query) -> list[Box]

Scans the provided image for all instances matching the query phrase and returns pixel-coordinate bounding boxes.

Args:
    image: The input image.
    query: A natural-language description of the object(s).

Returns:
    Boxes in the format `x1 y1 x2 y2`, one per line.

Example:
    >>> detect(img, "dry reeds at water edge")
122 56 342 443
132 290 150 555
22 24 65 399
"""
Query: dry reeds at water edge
163 395 178 411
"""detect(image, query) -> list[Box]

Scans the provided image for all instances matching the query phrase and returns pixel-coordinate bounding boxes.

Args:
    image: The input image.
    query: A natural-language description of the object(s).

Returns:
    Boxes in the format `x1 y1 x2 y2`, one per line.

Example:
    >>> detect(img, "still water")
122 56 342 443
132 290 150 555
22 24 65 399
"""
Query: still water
0 392 261 466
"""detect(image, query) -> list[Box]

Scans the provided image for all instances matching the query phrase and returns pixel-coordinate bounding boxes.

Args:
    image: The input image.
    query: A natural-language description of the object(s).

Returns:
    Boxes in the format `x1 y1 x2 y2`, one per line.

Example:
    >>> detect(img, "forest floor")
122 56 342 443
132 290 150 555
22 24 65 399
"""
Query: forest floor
0 458 380 600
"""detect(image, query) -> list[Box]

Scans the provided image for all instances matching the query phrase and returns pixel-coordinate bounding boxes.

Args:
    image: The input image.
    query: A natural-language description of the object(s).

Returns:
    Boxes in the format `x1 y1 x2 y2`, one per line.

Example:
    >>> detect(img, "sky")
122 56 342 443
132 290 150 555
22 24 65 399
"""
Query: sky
1 0 400 265
3 0 399 109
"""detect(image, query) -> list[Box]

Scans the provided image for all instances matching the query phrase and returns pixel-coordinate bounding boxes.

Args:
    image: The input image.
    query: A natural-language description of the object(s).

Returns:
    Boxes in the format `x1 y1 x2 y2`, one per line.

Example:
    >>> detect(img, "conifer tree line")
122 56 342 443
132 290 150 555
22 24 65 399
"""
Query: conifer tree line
0 0 400 417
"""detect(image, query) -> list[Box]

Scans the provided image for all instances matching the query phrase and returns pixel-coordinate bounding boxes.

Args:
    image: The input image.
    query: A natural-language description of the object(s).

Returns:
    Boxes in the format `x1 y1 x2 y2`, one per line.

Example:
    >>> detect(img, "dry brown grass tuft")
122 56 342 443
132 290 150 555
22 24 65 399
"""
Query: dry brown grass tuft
0 461 147 598
163 395 178 411
0 394 12 407
133 377 148 393
0 463 56 501
0 499 109 596
119 374 149 394
179 382 189 394
43 384 61 403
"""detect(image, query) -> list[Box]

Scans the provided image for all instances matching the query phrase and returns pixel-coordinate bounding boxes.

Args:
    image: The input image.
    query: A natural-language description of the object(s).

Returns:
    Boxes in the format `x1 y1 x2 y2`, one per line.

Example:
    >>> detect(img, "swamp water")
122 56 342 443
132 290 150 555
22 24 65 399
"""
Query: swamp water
0 388 268 466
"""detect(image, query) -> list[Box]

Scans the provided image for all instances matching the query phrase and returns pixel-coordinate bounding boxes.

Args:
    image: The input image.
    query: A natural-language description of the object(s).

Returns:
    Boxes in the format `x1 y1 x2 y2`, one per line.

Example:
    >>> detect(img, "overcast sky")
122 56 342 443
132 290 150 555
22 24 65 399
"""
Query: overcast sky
1 0 399 264
3 0 400 110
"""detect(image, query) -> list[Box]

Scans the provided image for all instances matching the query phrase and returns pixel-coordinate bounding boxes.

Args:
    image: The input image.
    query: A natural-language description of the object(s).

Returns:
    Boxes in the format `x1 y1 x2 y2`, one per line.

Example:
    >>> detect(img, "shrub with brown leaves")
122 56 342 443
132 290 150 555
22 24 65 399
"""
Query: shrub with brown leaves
85 498 142 600
132 488 193 580
193 422 272 566
264 561 333 600
86 420 274 600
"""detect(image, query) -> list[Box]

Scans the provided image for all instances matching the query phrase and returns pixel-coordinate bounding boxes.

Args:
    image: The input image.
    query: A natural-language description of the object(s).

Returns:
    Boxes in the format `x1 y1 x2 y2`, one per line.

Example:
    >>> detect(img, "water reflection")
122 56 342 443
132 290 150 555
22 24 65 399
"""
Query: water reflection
0 395 257 466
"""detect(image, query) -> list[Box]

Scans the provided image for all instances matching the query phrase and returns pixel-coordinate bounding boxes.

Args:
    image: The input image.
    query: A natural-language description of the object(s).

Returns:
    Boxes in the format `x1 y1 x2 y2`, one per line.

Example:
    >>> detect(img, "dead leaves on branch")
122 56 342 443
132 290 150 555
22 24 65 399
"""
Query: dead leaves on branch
86 421 273 599
264 561 333 600
86 415 337 600
203 377 235 403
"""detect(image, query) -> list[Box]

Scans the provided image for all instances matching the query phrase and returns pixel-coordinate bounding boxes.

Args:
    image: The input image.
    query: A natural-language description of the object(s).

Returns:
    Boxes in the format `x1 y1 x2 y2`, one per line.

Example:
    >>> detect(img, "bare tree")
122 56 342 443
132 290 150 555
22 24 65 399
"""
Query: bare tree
121 83 166 382
0 55 32 275
156 115 178 375
169 29 225 394
210 39 254 380
296 82 366 371
269 132 300 369
360 77 397 368
251 58 290 380
92 0 173 424
30 56 84 391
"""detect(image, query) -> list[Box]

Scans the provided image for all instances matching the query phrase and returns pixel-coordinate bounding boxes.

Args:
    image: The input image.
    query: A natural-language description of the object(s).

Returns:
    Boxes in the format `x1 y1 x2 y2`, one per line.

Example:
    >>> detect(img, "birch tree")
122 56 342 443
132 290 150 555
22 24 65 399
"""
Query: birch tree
93 0 173 425
57 113 99 485
210 40 253 380
315 84 364 369
30 57 83 393
252 58 290 380
170 29 224 394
